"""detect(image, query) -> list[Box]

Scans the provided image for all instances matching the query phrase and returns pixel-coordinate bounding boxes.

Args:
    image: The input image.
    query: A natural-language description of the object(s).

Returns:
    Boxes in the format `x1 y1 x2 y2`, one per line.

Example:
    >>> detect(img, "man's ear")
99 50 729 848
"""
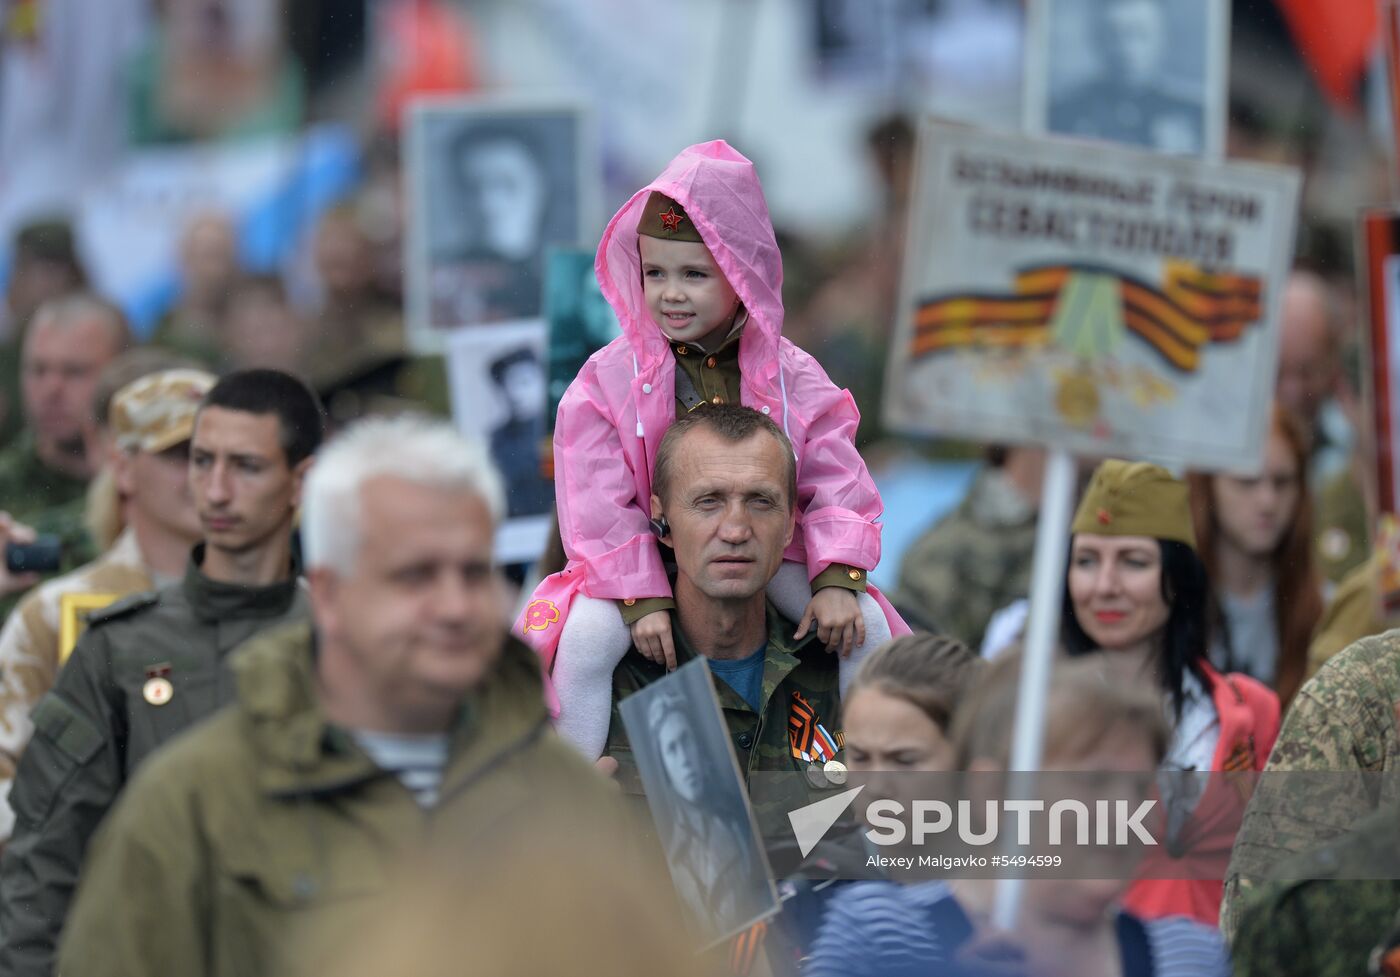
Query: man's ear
784 502 797 549
305 566 339 636
289 455 315 510
649 494 672 544
111 448 136 497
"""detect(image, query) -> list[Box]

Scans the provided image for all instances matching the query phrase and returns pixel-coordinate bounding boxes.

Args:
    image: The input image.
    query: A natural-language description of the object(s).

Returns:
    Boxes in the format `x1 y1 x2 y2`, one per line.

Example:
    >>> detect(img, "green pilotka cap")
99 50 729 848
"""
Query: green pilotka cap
636 191 703 243
1071 460 1197 551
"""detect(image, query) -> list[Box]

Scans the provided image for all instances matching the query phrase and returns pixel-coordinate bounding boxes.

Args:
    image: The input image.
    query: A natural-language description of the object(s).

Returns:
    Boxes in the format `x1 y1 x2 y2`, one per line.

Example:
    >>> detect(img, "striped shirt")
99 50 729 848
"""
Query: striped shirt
803 881 1230 977
350 730 450 808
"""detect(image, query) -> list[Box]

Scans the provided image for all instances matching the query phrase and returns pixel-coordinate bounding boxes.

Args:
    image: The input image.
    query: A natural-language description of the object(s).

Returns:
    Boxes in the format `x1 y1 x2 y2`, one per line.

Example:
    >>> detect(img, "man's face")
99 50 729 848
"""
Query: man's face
500 359 545 420
1276 276 1335 430
309 477 504 714
653 428 795 603
117 441 203 546
182 217 238 303
457 138 546 261
1100 0 1166 86
21 316 121 449
658 713 705 804
189 407 303 557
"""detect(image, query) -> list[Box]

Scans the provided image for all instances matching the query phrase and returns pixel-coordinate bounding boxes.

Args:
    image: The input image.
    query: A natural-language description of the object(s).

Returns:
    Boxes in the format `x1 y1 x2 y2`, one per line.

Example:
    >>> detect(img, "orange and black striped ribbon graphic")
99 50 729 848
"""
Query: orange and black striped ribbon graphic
789 690 816 759
729 920 769 976
910 261 1264 373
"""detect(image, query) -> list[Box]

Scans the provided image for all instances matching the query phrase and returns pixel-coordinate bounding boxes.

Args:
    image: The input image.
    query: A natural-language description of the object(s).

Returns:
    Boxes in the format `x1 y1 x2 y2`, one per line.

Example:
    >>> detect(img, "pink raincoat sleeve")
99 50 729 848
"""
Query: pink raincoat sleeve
552 359 671 602
783 345 884 581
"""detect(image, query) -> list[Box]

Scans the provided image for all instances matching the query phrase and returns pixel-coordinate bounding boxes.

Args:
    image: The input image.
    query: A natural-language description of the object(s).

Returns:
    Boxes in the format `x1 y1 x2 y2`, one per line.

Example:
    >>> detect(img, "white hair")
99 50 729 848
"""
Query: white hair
301 415 506 571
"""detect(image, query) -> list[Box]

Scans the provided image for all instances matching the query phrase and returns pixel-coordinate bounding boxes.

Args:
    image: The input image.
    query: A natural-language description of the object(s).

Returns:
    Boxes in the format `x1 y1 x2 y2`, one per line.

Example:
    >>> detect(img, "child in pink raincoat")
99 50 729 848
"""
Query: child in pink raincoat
517 140 910 758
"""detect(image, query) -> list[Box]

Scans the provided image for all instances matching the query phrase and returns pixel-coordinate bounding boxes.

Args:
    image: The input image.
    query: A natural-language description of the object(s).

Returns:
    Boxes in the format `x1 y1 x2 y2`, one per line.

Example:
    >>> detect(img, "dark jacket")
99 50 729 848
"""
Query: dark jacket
0 549 309 977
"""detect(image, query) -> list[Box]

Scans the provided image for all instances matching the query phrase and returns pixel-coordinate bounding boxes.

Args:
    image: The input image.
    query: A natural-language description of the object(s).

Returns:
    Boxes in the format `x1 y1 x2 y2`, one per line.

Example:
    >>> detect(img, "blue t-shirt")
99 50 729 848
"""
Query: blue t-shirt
707 643 767 713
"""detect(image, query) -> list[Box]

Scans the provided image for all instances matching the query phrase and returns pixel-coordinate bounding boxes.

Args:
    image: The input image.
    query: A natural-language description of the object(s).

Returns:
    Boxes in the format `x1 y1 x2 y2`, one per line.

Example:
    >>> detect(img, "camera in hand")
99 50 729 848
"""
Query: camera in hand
5 536 62 574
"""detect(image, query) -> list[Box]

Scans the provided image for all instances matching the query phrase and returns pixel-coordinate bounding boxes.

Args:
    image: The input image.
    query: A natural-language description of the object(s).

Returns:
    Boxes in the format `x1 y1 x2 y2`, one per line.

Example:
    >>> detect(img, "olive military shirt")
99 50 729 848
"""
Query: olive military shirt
605 599 843 841
0 549 309 977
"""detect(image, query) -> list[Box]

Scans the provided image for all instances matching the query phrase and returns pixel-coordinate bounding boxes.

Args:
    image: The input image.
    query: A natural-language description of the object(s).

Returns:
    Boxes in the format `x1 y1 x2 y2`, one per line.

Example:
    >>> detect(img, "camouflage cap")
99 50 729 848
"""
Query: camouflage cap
636 191 703 243
1071 459 1197 550
110 368 217 454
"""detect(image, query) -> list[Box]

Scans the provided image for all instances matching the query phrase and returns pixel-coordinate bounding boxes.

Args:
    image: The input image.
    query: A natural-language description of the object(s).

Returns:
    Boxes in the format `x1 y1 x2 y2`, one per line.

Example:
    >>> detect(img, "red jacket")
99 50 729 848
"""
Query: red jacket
1124 661 1280 925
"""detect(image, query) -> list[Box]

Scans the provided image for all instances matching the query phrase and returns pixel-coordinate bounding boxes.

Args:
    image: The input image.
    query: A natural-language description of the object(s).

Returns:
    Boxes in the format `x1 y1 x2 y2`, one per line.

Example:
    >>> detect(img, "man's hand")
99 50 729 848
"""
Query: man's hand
794 587 864 657
629 610 677 671
0 512 41 598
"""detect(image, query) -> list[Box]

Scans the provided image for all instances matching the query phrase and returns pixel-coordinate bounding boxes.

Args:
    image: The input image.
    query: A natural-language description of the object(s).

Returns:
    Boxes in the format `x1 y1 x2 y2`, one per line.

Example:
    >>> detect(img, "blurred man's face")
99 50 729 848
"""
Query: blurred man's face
1276 275 1336 432
21 315 122 451
181 217 239 305
309 477 505 720
501 360 545 420
314 217 373 298
117 441 203 546
224 289 304 372
7 257 81 325
1101 0 1166 86
457 138 546 261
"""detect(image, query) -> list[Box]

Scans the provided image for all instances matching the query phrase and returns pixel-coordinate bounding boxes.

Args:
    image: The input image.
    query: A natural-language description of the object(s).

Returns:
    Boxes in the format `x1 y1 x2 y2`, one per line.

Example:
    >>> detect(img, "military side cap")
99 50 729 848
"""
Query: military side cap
1071 459 1197 551
636 191 703 243
111 368 217 453
645 681 689 730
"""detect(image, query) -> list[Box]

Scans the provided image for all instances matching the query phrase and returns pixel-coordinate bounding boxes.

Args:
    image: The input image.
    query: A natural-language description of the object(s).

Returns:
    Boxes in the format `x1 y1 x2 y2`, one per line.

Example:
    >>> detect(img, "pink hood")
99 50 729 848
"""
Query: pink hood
595 139 785 392
519 140 903 668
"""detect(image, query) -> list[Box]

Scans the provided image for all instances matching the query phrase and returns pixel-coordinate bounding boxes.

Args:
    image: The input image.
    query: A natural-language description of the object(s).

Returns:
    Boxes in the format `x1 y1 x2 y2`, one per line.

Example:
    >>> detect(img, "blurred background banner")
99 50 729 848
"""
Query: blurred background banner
884 120 1301 473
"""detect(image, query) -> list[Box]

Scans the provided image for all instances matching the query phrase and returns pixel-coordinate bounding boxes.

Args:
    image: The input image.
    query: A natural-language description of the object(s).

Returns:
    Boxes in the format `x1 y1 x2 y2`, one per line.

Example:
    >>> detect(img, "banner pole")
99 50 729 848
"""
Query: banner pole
991 446 1077 930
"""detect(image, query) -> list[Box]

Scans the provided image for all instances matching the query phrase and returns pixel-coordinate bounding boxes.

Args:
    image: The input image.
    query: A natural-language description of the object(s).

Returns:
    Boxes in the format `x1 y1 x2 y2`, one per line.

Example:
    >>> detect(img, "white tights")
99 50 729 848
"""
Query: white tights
550 560 891 760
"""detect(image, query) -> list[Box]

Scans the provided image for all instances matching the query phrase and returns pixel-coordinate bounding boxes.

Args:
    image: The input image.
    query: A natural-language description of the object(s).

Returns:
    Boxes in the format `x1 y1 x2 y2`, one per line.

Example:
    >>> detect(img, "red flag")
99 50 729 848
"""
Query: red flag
1274 0 1380 109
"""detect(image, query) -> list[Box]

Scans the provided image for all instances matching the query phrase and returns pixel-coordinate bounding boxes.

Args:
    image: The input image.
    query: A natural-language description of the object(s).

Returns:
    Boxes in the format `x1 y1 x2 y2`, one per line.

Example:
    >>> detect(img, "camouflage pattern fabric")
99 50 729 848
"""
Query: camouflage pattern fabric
0 431 88 525
895 467 1037 647
1221 631 1400 941
1230 806 1400 977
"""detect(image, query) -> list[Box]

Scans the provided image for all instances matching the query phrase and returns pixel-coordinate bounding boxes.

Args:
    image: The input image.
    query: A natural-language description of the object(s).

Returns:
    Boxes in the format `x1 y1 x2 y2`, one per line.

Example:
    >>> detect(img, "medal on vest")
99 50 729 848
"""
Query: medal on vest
790 691 844 786
143 663 174 707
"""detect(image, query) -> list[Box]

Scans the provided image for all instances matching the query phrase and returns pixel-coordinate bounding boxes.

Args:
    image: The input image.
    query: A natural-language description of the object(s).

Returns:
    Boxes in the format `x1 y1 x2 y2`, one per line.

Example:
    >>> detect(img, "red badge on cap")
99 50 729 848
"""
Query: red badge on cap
658 207 685 233
1097 508 1112 526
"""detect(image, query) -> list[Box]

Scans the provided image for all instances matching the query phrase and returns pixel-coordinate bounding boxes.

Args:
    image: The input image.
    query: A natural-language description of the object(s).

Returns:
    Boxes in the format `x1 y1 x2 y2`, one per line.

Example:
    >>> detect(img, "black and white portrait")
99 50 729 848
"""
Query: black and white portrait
407 100 592 348
619 660 779 946
1033 0 1225 157
445 323 554 563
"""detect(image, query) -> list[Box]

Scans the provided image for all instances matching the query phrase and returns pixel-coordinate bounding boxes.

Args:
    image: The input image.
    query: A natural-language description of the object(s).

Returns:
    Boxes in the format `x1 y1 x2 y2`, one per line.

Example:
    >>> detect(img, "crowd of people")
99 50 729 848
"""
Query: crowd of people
0 6 1395 973
0 122 1389 977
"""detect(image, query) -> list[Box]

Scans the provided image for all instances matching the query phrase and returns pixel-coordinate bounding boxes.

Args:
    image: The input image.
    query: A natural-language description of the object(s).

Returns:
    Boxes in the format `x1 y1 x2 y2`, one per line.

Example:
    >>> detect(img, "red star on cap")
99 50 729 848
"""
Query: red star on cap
658 207 685 233
1097 508 1112 526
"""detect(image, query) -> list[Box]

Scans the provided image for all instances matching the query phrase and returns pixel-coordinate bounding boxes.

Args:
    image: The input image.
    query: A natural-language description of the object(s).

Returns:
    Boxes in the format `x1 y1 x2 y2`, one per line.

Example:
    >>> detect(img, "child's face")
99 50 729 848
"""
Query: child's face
639 235 740 346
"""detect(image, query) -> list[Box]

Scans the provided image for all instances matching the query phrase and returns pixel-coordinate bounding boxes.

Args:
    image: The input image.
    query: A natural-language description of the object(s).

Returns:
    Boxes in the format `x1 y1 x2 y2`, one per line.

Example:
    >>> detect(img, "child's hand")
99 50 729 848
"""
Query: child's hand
794 587 865 657
630 611 677 671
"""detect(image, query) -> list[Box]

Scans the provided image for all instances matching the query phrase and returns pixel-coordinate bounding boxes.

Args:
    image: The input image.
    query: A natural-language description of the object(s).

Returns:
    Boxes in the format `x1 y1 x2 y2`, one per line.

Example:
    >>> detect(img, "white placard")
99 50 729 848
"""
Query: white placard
884 120 1300 473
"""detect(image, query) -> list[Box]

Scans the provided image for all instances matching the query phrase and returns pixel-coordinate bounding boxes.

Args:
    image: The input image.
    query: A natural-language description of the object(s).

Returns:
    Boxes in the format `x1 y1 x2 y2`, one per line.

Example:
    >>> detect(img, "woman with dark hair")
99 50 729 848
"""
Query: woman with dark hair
1061 460 1280 927
1186 405 1323 709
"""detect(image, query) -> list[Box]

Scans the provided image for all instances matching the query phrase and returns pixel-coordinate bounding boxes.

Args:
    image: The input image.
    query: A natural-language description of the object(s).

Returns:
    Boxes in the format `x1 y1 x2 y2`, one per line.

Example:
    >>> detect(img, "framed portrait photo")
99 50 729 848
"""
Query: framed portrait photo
619 659 781 948
405 96 598 352
1025 0 1230 158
